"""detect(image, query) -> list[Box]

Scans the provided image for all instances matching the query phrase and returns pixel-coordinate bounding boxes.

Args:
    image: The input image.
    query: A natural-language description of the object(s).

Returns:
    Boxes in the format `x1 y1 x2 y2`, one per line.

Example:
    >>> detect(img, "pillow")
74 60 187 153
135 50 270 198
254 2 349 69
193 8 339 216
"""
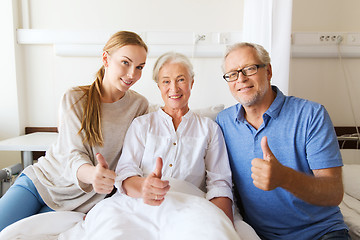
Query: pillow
148 104 162 113
148 104 225 121
192 104 225 121
342 164 360 200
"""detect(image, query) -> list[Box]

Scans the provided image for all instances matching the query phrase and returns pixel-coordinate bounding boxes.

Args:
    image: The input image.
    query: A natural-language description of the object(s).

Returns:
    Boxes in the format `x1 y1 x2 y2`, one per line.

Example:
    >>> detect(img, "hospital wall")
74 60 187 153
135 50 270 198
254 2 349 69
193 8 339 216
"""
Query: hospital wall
290 0 360 126
1 0 360 168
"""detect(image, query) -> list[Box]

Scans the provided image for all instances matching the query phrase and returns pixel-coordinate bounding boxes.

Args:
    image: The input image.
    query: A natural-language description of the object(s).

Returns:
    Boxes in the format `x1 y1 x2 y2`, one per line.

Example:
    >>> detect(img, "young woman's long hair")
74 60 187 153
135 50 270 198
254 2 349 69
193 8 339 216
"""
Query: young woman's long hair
76 31 148 147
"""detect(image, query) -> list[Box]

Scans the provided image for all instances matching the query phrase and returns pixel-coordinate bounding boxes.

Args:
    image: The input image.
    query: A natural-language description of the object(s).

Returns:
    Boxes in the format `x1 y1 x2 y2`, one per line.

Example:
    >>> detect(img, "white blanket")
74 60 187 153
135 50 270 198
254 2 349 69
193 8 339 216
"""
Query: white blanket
0 179 260 240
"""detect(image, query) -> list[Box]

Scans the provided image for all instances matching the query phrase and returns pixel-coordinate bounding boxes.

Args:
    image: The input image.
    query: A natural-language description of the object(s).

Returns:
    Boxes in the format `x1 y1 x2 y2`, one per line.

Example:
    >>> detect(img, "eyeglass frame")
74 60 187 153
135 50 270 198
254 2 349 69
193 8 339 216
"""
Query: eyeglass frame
222 64 266 82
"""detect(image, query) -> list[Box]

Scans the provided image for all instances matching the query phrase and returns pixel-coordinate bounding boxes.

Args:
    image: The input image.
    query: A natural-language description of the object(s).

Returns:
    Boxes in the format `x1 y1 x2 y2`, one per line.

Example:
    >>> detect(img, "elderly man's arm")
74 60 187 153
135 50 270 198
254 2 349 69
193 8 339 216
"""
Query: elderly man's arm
251 136 344 206
278 166 343 206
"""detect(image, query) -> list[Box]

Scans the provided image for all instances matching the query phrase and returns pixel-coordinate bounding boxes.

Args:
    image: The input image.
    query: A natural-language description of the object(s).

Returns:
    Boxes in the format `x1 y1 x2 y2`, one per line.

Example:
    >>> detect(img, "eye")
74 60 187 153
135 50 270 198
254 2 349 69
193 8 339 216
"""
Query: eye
121 60 130 65
229 72 238 78
245 65 257 71
177 78 185 82
136 66 144 70
162 80 170 84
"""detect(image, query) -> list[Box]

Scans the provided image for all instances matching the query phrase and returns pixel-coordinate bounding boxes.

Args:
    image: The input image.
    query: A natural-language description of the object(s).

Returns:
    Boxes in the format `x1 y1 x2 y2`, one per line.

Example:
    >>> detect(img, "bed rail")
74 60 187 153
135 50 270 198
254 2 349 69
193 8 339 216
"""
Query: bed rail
0 163 23 197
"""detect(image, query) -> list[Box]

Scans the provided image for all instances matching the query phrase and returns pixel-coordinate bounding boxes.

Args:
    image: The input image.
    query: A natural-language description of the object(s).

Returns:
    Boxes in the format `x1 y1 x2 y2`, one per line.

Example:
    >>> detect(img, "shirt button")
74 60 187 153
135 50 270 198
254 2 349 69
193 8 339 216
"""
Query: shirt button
169 164 173 167
173 142 176 146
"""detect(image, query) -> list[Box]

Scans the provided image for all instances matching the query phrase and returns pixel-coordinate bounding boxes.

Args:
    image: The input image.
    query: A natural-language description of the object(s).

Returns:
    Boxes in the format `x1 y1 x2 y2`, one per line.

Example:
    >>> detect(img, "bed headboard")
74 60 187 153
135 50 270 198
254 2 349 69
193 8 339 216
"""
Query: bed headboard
334 126 360 149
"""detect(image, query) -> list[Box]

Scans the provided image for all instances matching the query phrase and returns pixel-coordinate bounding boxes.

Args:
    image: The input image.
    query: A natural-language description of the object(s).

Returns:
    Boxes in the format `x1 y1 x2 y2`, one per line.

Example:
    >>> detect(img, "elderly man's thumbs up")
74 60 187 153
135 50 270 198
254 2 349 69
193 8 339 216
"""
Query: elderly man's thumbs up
251 136 285 191
261 136 274 161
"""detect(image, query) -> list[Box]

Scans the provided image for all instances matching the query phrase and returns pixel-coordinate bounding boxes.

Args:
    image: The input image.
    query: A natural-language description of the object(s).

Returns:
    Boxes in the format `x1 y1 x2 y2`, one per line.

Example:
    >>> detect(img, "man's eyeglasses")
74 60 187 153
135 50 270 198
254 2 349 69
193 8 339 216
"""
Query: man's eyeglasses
223 64 266 82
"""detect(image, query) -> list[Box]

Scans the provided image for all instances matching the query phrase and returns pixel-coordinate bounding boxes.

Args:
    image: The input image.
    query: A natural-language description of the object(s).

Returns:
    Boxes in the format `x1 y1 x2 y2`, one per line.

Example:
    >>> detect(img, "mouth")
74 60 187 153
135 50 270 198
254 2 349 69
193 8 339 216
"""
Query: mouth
237 86 253 92
168 94 183 99
121 78 133 86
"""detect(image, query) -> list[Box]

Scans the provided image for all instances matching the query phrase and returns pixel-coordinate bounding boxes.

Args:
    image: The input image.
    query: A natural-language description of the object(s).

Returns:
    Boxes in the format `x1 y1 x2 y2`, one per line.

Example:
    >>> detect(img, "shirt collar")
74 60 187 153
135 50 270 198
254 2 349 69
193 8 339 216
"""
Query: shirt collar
157 107 193 121
236 85 285 122
266 86 285 119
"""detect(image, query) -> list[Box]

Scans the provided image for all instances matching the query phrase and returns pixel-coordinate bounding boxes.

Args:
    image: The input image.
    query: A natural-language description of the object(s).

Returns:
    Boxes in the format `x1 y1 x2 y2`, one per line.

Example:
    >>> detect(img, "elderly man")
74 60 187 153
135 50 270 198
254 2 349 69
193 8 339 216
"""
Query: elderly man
216 42 350 240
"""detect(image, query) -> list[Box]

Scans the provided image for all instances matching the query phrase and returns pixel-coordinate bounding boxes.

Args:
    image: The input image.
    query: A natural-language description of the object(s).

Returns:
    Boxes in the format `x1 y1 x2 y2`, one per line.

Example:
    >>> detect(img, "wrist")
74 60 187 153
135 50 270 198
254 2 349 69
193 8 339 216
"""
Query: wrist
77 163 96 185
279 165 294 190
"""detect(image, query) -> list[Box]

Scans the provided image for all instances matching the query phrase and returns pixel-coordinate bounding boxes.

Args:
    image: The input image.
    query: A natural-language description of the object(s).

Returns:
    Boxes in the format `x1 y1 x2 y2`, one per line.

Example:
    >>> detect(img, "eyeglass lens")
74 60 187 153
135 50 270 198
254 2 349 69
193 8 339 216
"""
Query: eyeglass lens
224 65 258 82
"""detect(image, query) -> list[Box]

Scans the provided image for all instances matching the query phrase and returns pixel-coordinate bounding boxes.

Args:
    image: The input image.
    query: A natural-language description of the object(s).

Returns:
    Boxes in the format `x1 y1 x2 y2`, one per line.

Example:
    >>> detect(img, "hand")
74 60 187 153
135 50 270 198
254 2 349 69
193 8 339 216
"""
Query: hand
92 153 116 194
141 157 170 206
251 136 286 191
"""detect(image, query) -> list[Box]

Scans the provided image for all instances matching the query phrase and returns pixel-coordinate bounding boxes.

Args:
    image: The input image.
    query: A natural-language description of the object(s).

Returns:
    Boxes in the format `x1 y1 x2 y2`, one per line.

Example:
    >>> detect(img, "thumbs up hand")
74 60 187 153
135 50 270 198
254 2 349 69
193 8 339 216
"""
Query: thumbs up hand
92 153 116 194
142 157 170 206
251 136 285 191
153 156 163 179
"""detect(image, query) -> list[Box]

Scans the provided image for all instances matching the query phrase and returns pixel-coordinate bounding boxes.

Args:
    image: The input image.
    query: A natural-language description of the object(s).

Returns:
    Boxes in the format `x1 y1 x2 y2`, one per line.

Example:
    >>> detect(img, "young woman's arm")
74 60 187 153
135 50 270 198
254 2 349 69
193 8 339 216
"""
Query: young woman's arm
77 153 116 194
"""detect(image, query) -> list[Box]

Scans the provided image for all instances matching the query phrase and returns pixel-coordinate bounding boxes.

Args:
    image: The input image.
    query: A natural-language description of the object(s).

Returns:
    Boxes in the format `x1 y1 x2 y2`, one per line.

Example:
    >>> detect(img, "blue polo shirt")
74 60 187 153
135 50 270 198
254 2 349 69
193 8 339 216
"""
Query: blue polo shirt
216 86 347 240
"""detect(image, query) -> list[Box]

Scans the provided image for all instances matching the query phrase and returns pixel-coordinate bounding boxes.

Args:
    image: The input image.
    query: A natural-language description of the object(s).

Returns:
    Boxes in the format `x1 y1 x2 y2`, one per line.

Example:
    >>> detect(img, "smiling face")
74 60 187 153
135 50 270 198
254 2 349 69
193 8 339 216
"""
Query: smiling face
101 45 147 101
157 62 194 115
224 46 272 108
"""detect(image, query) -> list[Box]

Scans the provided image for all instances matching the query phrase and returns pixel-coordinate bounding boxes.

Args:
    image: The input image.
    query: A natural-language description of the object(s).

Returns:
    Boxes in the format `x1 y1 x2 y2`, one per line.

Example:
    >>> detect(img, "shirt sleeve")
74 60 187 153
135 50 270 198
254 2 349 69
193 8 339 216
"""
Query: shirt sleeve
204 122 234 201
114 117 145 193
55 89 95 192
306 105 343 170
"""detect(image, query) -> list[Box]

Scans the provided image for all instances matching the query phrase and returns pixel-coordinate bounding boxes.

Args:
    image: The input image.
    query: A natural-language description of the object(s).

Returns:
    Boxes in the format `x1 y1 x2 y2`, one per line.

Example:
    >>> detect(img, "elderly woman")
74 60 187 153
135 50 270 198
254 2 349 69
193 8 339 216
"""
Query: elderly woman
57 52 240 240
118 52 234 216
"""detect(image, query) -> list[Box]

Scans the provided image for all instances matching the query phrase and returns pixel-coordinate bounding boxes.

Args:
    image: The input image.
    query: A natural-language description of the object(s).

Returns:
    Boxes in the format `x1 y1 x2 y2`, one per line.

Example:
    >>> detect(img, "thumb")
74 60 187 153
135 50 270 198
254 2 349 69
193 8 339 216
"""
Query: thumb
96 153 109 169
261 136 273 161
153 157 163 178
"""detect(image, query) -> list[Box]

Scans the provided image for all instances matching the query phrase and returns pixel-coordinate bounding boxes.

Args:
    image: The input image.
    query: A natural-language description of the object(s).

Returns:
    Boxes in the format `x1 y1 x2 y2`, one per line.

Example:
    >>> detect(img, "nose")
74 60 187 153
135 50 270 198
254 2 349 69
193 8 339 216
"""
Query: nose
170 80 179 91
236 72 248 83
127 67 136 79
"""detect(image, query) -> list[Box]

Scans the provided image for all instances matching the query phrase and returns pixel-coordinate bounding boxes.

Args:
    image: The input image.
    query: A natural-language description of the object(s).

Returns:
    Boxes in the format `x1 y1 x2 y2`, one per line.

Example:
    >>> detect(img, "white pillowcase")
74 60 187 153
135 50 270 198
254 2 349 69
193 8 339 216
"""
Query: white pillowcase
148 104 225 121
192 104 225 121
342 164 360 200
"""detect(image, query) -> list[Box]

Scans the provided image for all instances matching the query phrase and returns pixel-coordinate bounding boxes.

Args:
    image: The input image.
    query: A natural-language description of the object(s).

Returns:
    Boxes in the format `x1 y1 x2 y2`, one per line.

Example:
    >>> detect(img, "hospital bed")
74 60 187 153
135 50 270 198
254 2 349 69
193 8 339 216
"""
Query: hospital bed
0 105 260 239
335 127 360 239
1 119 359 239
339 149 360 240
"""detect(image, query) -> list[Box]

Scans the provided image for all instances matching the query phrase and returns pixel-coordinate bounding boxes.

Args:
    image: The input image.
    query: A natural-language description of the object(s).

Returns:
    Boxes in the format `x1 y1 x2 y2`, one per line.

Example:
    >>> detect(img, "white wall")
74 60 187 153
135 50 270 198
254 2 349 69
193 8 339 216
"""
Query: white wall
0 0 22 168
20 0 243 128
290 0 360 126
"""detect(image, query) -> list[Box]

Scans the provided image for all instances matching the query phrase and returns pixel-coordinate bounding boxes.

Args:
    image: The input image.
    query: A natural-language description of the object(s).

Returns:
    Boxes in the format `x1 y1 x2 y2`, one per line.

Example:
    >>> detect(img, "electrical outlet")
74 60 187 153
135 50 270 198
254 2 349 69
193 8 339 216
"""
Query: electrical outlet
194 33 212 44
219 33 230 44
318 33 344 45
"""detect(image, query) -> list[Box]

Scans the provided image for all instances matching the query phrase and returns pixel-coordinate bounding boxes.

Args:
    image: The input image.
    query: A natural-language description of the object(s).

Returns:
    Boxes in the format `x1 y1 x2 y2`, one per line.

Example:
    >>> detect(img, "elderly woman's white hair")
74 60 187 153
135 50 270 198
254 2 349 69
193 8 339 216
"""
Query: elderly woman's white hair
153 52 195 83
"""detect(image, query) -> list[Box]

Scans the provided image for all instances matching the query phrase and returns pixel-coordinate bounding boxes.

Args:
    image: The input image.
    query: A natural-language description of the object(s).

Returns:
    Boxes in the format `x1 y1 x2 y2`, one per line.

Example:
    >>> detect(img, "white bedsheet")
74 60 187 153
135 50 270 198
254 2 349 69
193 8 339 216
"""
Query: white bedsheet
0 211 85 240
340 193 360 240
340 164 360 240
0 178 260 240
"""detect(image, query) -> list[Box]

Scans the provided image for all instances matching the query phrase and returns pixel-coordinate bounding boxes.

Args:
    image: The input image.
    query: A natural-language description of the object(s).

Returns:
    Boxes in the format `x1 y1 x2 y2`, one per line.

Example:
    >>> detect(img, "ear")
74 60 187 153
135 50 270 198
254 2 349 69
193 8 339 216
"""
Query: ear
102 51 109 67
266 63 272 82
190 78 194 89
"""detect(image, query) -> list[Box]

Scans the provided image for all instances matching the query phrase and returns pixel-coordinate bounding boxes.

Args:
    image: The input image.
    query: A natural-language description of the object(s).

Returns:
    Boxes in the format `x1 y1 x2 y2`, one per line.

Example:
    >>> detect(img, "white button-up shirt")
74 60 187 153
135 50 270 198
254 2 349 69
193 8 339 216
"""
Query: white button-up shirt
115 109 233 201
